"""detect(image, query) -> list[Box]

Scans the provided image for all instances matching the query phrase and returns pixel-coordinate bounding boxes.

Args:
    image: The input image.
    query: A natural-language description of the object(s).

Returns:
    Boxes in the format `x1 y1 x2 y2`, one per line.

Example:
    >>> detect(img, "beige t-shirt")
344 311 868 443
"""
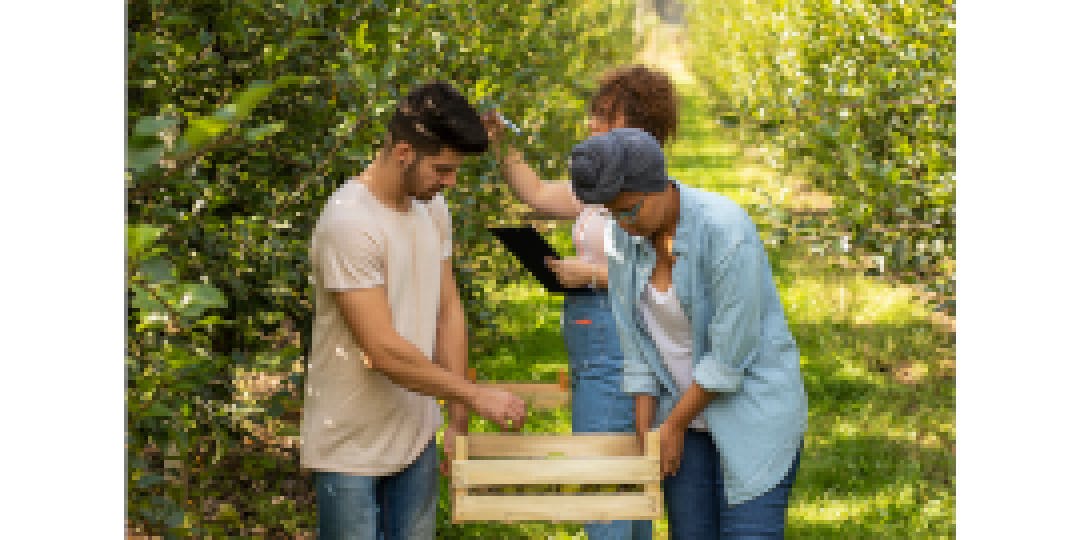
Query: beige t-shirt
300 179 451 475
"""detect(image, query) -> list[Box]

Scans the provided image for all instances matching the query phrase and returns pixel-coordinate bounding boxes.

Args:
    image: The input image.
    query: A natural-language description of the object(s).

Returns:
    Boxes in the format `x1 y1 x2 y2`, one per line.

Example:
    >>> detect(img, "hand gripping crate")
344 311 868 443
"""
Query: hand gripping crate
451 431 662 523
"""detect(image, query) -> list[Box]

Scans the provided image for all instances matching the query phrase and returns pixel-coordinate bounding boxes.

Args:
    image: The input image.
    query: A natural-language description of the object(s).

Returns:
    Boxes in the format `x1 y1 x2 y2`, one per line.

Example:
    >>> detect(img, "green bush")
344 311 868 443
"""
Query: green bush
684 0 955 306
126 1 636 536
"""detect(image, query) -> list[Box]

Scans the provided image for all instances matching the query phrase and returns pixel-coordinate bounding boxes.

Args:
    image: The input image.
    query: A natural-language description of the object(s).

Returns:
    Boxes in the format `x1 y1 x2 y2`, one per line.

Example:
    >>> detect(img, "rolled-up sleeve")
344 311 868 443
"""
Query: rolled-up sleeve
606 241 659 396
693 236 763 394
616 307 658 395
621 334 658 396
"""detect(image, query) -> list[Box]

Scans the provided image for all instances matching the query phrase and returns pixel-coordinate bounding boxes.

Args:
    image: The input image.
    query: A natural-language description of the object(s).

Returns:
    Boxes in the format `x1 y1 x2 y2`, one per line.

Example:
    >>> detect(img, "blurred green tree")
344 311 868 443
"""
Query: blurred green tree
685 0 955 308
126 1 636 536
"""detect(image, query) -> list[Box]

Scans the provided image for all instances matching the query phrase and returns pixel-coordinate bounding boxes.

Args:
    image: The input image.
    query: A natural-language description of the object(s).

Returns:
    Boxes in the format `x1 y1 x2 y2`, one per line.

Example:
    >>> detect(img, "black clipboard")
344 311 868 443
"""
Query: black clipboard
488 226 591 294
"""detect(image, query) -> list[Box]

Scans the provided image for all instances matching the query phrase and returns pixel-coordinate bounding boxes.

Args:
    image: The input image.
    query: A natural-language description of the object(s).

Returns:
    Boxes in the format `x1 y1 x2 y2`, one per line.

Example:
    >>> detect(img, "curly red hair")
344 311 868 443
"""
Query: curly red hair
590 65 678 146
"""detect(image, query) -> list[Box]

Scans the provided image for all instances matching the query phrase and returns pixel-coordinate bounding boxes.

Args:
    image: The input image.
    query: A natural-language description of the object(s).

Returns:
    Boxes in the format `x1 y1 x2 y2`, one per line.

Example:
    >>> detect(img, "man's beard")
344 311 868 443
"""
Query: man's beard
404 160 439 201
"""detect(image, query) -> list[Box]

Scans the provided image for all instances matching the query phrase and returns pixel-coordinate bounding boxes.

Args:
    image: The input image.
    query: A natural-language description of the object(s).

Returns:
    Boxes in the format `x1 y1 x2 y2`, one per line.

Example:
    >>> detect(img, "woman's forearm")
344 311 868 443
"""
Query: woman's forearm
498 146 543 204
591 262 608 289
666 382 715 431
635 394 656 447
498 146 583 220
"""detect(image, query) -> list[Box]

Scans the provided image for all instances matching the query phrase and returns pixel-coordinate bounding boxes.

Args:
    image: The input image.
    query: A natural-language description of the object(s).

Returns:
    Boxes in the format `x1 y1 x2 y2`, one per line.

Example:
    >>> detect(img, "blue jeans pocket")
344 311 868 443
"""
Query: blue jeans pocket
563 296 635 434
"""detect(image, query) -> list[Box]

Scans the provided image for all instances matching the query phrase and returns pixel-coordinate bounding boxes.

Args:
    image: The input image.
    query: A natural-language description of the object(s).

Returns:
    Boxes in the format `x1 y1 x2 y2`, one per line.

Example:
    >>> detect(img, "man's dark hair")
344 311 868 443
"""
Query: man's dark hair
386 81 489 156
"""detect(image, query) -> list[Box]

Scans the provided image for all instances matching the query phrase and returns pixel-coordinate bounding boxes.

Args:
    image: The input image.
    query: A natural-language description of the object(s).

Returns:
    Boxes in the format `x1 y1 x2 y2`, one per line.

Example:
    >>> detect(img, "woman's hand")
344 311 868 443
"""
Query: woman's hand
658 420 687 477
545 257 599 288
480 110 507 149
635 395 657 455
480 111 584 220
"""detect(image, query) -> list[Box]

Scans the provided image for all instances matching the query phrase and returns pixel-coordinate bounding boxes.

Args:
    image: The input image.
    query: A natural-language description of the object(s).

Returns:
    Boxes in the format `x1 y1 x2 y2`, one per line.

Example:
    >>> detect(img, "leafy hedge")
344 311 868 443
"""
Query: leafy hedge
684 0 955 305
126 1 636 536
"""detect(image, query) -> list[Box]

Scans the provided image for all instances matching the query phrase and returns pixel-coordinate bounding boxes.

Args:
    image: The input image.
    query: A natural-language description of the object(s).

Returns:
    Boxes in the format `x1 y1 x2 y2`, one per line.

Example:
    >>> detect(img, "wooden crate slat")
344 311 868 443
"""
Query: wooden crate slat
482 382 563 394
465 433 641 458
529 393 569 409
453 435 468 512
454 456 659 486
453 494 660 522
644 430 661 517
467 369 570 411
475 382 568 409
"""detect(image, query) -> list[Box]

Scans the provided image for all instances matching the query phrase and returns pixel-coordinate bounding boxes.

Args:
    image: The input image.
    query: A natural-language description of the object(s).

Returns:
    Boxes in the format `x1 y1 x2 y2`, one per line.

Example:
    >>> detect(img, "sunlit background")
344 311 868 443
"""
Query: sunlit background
126 1 955 537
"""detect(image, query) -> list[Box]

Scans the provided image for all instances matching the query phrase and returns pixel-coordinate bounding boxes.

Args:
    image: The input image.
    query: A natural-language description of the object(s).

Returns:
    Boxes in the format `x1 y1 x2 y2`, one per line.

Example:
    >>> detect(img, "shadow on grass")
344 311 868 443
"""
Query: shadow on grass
796 433 954 497
791 321 954 387
787 432 954 538
786 518 938 540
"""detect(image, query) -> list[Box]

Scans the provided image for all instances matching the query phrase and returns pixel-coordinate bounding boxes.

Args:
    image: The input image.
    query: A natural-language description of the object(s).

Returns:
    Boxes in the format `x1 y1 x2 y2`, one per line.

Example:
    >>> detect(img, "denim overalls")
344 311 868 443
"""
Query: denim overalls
562 289 652 540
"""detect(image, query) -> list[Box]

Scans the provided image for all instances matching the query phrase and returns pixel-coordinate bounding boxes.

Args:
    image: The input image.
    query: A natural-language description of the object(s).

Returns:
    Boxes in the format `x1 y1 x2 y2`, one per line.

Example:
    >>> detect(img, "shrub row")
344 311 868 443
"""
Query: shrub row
684 0 955 304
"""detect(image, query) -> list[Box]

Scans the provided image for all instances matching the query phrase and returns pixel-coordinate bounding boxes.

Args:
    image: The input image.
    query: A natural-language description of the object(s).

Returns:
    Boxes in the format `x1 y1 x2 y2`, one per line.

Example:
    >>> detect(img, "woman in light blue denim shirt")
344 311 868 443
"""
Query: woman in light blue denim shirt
569 128 809 539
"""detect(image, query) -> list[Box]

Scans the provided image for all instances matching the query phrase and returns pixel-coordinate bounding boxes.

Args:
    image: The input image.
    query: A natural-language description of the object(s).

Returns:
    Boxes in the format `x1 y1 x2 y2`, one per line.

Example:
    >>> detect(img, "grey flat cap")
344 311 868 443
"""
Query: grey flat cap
569 127 668 205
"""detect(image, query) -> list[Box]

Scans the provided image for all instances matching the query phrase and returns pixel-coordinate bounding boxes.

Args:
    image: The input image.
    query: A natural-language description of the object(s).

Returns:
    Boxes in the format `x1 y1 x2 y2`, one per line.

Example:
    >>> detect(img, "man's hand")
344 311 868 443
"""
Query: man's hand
658 420 687 477
468 385 527 430
545 257 598 288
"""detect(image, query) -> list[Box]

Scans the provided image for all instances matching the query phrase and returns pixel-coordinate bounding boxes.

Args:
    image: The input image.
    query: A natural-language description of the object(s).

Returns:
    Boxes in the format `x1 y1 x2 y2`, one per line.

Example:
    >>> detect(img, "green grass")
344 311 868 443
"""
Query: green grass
442 80 954 539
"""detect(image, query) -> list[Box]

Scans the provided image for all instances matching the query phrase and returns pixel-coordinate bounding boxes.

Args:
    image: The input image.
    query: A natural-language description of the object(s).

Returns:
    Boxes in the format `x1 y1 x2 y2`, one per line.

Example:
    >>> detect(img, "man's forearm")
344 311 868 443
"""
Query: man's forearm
591 262 608 289
368 338 476 407
436 303 471 430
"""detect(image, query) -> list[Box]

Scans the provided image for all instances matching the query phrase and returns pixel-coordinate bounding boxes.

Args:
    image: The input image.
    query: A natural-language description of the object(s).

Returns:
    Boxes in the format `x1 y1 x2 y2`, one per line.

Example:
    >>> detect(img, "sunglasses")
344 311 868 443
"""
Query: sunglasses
612 199 644 223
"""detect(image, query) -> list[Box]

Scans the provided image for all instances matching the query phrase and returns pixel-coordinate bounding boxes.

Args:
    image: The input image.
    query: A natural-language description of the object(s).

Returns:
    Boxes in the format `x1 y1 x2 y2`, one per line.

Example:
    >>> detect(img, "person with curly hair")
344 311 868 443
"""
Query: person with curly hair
482 65 677 540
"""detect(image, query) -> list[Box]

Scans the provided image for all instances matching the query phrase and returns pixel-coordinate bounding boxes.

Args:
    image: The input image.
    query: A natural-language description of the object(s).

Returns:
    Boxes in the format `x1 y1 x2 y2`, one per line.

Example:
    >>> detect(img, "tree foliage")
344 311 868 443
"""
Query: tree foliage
126 1 636 535
684 0 955 306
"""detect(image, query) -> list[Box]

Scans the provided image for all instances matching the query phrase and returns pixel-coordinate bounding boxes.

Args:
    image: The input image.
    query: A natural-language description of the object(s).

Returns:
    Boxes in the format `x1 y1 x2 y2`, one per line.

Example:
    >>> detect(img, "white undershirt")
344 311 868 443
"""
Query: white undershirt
639 283 708 431
571 205 611 265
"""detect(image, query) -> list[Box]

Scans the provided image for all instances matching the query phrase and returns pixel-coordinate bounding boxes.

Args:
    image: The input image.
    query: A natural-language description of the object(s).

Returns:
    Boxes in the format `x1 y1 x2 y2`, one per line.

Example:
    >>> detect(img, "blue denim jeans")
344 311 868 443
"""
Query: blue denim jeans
663 430 802 540
313 437 439 540
563 292 653 540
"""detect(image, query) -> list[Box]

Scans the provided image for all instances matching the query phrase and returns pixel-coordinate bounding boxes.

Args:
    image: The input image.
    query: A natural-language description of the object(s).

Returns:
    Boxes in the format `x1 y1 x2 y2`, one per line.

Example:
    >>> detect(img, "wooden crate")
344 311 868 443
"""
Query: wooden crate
467 367 569 410
452 432 662 523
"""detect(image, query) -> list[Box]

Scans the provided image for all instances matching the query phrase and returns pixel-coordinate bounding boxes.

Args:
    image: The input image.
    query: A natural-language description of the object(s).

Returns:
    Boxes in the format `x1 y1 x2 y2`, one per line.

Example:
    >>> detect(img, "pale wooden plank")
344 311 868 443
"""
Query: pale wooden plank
483 382 564 394
644 430 662 512
452 435 469 524
527 393 569 409
476 382 568 409
465 433 642 458
454 494 661 522
453 457 659 487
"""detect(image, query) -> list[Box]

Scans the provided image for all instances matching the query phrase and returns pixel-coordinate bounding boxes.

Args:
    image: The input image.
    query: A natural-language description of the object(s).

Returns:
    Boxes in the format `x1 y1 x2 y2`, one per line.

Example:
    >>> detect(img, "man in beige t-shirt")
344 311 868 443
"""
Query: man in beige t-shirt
301 82 527 540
